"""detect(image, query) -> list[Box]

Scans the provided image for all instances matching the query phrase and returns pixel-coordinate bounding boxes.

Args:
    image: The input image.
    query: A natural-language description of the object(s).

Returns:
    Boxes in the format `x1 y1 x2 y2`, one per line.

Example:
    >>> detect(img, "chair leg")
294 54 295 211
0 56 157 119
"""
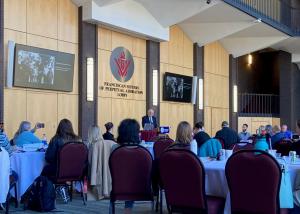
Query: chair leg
14 183 18 208
160 190 163 214
155 192 159 212
109 200 115 214
5 193 10 214
70 182 73 202
80 181 86 205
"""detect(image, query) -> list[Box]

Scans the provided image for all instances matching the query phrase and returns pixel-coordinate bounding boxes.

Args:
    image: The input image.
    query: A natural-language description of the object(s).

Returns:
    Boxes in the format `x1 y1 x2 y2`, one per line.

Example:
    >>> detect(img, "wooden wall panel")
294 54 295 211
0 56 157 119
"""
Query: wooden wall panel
58 0 78 44
159 25 194 139
111 31 133 53
26 91 58 138
211 108 229 136
57 94 78 133
132 37 146 59
98 27 112 51
98 49 112 98
204 41 229 135
27 0 58 39
4 89 27 138
183 34 193 69
3 0 79 139
160 42 168 64
272 118 281 127
204 73 229 108
4 0 26 31
27 34 58 50
98 97 112 129
204 107 212 136
98 27 146 135
168 26 183 67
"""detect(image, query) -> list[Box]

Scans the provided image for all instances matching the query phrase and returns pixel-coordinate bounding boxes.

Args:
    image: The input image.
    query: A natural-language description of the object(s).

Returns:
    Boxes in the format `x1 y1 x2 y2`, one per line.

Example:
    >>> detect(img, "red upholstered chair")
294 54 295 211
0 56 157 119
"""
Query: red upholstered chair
159 148 225 214
53 142 88 204
273 139 293 156
232 143 254 152
225 150 281 214
152 138 174 213
109 145 153 214
215 138 225 149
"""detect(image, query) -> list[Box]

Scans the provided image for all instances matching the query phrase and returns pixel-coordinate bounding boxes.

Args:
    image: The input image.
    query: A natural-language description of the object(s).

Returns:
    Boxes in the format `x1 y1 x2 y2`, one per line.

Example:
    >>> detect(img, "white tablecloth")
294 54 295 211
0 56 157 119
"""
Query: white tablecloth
140 142 154 158
0 148 10 203
10 152 45 200
201 157 300 214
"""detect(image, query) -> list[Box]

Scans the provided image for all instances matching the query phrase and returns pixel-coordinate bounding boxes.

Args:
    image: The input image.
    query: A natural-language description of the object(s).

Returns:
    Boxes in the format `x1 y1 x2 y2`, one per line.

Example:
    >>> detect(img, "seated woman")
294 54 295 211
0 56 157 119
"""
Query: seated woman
114 119 141 214
42 119 82 203
13 121 42 147
171 121 197 155
254 125 270 151
42 119 82 178
103 122 115 141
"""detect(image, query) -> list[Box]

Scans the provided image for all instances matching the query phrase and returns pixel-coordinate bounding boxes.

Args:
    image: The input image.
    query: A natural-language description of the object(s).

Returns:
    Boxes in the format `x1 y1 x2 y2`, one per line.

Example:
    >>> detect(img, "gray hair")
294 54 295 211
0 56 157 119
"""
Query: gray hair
13 121 31 141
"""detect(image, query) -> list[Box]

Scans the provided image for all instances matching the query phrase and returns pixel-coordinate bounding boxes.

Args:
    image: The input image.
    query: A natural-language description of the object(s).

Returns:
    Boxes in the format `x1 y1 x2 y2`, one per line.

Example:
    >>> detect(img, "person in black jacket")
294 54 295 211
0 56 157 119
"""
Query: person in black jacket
215 121 239 149
42 119 82 178
193 122 210 148
103 122 115 141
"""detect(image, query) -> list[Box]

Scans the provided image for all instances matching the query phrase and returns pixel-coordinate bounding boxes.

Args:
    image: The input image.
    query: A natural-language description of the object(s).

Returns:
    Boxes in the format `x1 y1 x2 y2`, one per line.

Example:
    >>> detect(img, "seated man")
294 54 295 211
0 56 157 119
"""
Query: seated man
193 122 210 148
281 124 292 139
238 124 251 141
215 121 239 149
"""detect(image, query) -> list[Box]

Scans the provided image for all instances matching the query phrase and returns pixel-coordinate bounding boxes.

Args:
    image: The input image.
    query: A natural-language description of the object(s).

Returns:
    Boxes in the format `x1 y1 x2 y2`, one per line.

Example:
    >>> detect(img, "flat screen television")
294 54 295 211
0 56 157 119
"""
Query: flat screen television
13 44 75 92
163 72 193 103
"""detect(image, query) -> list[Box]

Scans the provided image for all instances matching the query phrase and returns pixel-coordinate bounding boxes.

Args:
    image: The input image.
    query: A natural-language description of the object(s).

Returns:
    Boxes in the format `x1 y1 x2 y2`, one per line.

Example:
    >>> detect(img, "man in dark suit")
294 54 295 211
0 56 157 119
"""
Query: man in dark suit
142 109 158 129
215 121 239 149
193 122 210 148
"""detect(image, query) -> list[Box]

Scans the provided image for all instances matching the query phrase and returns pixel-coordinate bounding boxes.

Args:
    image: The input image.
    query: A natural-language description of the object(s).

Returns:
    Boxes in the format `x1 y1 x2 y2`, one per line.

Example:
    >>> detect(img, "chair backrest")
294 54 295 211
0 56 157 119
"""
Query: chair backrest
153 138 174 159
215 137 225 148
273 140 292 156
159 148 207 213
109 145 153 201
225 150 281 214
57 142 88 182
232 143 254 152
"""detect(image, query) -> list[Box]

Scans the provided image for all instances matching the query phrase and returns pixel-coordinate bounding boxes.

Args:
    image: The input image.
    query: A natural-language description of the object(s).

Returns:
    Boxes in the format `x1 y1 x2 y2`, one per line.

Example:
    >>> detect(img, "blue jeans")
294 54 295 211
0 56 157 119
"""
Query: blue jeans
125 201 134 209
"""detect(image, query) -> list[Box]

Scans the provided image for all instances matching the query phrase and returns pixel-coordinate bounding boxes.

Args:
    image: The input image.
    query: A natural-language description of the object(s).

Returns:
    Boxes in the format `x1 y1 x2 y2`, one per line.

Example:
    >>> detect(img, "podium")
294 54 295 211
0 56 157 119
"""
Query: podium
140 130 158 142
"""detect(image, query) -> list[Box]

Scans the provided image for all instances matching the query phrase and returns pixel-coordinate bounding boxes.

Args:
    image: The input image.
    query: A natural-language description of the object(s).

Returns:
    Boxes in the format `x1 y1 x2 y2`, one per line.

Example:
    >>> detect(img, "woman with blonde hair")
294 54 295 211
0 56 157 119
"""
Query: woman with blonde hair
173 121 198 155
88 125 115 200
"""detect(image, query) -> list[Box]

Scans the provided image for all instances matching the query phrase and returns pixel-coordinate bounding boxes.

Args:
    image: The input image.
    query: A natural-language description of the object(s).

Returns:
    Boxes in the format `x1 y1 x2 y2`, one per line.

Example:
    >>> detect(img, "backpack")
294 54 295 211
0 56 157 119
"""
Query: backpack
22 176 56 212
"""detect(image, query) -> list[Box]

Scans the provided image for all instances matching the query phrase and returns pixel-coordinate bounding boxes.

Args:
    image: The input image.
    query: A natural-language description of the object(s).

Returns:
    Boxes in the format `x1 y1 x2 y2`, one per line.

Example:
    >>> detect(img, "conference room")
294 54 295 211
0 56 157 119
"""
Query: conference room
1 0 300 213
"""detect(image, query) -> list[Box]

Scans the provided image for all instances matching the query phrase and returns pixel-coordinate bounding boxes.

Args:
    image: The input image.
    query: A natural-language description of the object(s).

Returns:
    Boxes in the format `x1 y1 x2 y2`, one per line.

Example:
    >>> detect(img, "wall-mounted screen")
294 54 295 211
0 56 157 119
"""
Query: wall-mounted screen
13 44 75 92
163 72 193 103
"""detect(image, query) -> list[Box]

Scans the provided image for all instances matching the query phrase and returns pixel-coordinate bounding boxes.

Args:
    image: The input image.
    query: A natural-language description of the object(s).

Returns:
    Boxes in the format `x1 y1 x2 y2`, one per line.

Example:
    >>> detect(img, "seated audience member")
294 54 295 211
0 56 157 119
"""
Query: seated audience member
115 119 141 213
103 122 115 141
215 121 239 149
88 125 115 199
42 119 82 178
0 122 12 155
271 125 285 146
172 121 197 155
281 124 292 139
238 124 251 141
13 121 42 147
254 126 270 151
42 119 82 203
265 124 273 142
193 122 210 148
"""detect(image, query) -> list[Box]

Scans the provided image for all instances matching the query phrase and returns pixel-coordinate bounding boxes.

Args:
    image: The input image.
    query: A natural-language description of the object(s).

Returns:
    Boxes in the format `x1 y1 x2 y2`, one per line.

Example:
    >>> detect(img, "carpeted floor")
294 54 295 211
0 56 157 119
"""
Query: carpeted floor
5 194 166 214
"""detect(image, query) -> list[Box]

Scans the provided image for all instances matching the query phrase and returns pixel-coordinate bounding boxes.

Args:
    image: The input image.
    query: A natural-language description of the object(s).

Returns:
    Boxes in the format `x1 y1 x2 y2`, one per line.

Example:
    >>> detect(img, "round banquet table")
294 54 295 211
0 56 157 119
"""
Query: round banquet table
10 151 46 201
201 157 300 214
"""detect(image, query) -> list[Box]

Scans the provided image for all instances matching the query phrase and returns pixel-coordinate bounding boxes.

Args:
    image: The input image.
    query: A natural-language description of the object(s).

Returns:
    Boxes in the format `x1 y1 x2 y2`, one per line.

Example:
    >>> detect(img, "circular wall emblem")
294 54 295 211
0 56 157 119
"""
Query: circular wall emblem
110 47 134 82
